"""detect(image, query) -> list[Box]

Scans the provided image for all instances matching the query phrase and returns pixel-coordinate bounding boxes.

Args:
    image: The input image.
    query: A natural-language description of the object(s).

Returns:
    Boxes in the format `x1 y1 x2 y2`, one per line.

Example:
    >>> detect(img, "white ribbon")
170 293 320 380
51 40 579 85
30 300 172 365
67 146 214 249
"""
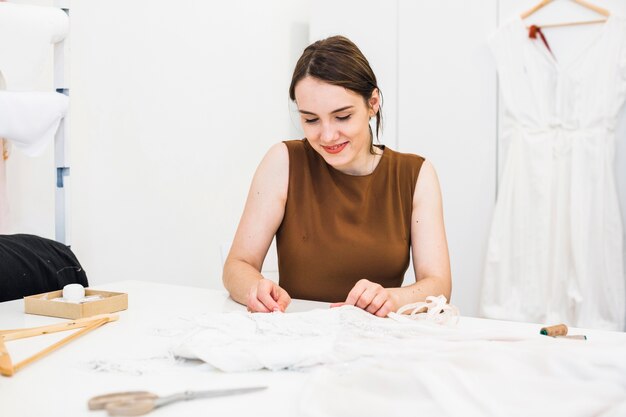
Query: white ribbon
388 295 459 326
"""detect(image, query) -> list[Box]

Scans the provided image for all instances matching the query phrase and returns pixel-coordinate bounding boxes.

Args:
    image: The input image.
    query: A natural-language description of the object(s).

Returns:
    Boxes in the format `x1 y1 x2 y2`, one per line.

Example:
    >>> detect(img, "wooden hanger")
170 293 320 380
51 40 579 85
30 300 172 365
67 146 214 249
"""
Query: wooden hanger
0 314 118 377
521 0 610 29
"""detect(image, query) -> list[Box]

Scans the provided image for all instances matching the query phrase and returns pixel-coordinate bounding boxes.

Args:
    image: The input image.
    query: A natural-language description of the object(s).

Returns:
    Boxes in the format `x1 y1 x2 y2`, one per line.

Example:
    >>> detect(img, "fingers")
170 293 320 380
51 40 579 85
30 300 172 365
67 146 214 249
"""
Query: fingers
273 286 292 312
257 280 281 312
373 299 394 317
248 277 393 317
246 283 271 313
357 286 380 311
341 279 394 317
247 279 291 313
345 279 380 310
344 279 370 306
365 291 387 315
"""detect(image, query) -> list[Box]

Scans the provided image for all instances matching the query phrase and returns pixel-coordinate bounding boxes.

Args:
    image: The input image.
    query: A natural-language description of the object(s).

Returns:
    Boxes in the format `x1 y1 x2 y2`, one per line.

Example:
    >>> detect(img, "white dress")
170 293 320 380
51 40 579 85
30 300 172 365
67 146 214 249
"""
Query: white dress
481 16 626 330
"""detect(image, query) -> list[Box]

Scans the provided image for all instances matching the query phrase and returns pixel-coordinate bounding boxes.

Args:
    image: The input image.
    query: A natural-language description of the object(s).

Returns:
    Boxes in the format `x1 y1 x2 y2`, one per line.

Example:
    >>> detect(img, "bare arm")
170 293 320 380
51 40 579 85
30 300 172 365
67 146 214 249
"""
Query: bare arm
222 142 291 312
389 159 452 306
333 159 452 316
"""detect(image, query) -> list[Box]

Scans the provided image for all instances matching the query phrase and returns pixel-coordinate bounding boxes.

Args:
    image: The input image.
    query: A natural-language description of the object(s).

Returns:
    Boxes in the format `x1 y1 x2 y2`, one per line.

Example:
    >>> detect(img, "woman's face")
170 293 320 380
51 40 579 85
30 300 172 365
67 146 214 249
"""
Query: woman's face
294 76 379 175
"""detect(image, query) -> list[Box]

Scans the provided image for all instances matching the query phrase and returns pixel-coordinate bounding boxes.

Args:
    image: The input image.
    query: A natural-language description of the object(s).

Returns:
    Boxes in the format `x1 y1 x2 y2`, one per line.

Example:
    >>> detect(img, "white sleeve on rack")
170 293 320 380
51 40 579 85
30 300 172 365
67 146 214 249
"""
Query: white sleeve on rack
0 91 69 157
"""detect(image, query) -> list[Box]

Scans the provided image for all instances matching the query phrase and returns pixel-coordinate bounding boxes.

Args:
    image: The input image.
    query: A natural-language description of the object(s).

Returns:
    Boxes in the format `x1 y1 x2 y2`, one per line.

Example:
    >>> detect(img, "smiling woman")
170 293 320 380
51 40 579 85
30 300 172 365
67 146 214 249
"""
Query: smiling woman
293 77 380 175
222 36 451 317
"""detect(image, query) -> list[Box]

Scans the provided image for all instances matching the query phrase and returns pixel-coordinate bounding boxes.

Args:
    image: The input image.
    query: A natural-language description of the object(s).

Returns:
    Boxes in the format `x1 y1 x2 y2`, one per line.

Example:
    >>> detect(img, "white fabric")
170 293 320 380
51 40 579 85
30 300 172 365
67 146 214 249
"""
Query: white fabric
172 304 536 373
299 341 626 417
0 2 68 89
0 91 69 157
481 16 626 330
172 307 364 372
171 306 626 416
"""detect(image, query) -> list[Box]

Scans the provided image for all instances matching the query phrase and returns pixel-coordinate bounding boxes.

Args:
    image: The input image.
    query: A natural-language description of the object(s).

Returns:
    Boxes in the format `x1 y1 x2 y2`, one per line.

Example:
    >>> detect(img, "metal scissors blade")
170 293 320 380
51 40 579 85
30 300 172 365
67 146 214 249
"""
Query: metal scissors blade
88 386 268 416
180 386 268 400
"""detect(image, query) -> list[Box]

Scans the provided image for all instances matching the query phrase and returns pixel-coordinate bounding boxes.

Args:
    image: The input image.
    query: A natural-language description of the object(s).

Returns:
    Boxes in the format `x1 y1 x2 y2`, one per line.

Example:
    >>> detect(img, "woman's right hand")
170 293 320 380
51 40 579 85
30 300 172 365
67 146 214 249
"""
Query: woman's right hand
246 278 291 313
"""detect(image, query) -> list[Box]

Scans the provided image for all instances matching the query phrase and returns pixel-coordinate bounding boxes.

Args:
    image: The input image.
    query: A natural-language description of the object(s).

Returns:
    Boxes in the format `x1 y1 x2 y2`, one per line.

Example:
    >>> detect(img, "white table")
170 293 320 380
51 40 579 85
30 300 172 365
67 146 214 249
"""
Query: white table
0 281 624 417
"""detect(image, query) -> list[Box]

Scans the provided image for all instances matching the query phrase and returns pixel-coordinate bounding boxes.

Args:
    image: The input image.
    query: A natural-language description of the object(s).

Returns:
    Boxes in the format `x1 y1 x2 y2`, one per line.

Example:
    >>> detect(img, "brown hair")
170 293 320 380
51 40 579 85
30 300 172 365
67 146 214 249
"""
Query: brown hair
289 36 383 150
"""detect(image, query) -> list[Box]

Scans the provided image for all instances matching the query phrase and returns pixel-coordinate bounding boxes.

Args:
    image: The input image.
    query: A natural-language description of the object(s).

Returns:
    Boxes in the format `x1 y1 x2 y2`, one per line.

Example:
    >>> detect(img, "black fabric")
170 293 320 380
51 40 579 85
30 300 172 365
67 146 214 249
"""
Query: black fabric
0 234 88 302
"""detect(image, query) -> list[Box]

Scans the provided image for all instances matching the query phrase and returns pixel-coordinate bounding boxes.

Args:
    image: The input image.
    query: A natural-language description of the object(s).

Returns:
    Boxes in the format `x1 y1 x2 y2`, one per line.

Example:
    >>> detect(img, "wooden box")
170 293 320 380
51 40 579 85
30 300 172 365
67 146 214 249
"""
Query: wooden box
24 289 128 319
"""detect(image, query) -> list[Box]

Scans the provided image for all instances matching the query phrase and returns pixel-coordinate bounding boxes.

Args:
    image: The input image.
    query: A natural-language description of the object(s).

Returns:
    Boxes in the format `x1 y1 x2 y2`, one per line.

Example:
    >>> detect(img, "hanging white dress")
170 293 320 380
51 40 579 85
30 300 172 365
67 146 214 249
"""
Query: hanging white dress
481 16 626 330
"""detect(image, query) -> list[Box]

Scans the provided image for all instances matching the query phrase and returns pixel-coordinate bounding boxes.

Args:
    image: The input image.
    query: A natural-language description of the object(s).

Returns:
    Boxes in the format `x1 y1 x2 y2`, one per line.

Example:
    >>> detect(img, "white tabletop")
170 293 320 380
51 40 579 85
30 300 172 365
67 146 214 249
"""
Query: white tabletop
0 280 624 417
0 280 336 417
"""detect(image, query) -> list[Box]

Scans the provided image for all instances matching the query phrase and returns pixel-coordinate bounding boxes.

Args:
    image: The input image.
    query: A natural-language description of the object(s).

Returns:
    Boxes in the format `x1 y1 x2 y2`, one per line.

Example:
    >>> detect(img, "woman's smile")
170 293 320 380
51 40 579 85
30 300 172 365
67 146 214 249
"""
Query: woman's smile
294 77 379 175
321 141 348 154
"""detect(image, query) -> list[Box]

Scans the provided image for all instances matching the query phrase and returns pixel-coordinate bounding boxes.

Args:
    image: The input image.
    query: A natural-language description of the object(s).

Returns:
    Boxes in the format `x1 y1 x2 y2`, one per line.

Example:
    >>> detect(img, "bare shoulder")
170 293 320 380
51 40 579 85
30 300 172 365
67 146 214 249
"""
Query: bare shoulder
267 142 289 160
256 142 289 174
417 159 438 182
252 142 289 202
414 159 442 204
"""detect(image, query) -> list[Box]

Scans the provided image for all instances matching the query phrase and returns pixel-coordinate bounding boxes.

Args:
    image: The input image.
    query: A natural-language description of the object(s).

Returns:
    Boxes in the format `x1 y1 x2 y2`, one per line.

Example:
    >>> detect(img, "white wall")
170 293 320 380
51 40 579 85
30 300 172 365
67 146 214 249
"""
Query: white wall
397 0 498 318
64 0 310 288
310 1 399 149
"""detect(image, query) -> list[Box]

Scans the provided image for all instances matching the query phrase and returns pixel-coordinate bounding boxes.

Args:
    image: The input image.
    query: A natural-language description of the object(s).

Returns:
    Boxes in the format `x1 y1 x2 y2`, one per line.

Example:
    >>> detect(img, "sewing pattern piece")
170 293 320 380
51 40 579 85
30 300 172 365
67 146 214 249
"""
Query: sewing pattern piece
481 16 626 330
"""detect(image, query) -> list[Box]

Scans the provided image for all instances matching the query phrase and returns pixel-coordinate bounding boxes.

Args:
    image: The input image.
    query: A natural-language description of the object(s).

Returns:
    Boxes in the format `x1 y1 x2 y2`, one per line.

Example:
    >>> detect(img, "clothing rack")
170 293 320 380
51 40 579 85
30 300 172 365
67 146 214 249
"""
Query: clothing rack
54 0 70 245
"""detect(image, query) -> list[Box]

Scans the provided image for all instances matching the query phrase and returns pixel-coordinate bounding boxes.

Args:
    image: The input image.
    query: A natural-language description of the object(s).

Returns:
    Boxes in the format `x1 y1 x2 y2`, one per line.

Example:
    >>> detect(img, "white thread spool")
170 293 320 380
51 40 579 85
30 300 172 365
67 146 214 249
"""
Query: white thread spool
62 283 85 301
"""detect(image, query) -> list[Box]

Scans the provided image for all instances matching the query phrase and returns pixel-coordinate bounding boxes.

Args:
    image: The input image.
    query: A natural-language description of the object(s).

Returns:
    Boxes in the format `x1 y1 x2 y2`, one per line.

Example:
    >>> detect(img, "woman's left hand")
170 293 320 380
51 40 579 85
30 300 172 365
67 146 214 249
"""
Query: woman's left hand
330 279 397 317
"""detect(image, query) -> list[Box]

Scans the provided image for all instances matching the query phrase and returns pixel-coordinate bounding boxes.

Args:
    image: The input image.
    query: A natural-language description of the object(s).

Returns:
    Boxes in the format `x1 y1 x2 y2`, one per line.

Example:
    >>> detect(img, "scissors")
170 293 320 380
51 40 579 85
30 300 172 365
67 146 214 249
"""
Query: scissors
88 386 267 416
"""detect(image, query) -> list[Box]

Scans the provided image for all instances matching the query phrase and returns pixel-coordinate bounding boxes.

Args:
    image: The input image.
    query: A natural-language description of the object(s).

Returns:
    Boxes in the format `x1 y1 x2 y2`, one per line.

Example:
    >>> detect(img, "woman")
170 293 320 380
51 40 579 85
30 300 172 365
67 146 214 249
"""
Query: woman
223 36 451 317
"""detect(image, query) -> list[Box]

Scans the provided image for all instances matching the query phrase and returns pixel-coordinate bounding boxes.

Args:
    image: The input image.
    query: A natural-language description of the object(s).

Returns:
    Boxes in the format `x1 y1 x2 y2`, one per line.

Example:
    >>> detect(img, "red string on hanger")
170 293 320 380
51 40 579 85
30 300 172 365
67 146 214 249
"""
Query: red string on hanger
529 25 556 59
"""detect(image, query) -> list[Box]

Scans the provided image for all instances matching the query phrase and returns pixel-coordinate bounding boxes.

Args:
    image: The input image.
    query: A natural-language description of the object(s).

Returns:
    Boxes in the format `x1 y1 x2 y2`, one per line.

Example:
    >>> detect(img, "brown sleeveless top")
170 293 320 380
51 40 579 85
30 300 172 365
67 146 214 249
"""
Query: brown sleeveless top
276 139 425 302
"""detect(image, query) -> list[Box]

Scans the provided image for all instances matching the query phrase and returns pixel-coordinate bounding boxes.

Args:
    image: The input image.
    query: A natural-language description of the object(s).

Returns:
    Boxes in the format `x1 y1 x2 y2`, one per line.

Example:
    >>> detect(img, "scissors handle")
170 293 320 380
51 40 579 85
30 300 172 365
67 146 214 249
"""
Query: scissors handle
106 399 157 417
87 391 157 411
104 393 187 416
